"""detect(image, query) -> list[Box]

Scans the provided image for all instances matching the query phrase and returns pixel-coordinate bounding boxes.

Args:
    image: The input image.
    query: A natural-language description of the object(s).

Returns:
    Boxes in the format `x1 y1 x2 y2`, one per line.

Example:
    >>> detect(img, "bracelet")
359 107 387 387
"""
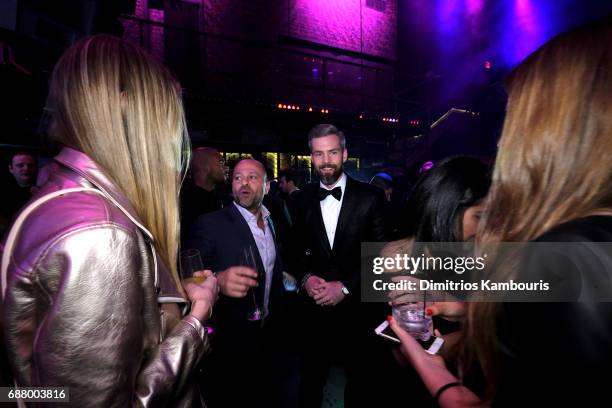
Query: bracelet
190 300 213 321
201 301 213 321
434 382 462 405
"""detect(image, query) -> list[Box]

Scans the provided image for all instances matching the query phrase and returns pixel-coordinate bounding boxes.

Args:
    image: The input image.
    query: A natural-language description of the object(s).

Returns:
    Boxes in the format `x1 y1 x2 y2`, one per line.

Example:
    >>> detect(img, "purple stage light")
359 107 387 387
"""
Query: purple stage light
511 0 542 63
420 161 434 173
467 0 484 16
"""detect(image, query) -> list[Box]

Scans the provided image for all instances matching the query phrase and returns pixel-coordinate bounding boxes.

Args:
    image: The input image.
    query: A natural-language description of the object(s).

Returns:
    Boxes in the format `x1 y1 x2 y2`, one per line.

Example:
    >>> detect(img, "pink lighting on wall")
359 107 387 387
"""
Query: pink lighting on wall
148 8 165 61
290 0 397 59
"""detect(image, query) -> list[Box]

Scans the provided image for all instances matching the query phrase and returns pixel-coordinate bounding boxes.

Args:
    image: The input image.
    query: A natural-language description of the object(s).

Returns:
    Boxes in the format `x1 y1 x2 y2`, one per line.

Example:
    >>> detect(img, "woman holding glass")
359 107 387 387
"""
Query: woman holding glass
389 16 612 407
1 35 218 406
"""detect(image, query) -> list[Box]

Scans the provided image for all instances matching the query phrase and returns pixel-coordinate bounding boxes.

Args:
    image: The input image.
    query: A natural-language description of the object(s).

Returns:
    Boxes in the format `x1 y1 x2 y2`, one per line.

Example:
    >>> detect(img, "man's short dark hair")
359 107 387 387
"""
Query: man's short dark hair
279 169 298 185
307 124 346 152
8 151 36 166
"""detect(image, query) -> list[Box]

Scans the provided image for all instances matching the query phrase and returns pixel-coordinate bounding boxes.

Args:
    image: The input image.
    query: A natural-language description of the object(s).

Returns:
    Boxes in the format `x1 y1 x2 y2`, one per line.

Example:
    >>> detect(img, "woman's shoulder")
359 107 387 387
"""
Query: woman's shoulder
24 187 138 235
523 215 612 301
9 188 140 271
534 215 612 242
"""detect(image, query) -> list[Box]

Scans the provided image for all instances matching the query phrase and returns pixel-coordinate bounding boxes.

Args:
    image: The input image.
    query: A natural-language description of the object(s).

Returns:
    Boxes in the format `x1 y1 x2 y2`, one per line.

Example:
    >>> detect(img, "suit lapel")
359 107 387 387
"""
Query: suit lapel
333 176 358 251
309 186 332 257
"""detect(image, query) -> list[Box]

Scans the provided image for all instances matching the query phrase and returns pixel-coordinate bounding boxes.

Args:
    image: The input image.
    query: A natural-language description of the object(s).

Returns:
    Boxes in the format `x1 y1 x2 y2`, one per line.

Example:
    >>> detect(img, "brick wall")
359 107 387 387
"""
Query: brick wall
290 0 396 60
120 0 396 111
203 0 287 42
124 0 396 61
361 0 396 59
148 8 164 61
121 0 165 61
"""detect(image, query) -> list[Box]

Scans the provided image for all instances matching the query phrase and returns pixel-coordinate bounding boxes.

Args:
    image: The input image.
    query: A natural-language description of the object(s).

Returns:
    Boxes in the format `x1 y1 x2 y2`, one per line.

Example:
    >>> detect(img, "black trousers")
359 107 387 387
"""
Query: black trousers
298 300 395 407
298 299 436 408
199 317 288 408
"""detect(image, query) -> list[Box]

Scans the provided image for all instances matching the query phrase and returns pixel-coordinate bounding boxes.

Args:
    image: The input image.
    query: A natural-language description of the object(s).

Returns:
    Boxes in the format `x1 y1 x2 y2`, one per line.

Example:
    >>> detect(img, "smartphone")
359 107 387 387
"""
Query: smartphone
374 320 445 355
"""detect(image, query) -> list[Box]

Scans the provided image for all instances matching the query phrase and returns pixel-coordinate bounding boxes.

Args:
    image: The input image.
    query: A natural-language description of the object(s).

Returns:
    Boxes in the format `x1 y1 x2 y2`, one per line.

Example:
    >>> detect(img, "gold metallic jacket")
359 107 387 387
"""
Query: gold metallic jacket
2 147 209 407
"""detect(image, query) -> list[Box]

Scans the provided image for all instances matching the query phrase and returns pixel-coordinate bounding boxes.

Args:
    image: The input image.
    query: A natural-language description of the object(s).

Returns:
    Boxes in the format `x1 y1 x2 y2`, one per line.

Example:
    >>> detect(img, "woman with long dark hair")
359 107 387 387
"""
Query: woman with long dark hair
405 156 490 243
379 156 490 407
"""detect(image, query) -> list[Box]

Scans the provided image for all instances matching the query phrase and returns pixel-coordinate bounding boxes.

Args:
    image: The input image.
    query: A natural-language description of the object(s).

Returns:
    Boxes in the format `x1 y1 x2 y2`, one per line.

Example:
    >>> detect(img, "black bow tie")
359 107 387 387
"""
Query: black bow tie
319 186 342 201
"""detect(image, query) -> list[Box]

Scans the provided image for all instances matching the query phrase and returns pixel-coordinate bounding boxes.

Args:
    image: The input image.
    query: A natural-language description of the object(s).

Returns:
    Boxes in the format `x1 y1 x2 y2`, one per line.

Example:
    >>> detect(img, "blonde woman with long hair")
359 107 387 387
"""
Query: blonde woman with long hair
388 15 612 407
1 35 218 406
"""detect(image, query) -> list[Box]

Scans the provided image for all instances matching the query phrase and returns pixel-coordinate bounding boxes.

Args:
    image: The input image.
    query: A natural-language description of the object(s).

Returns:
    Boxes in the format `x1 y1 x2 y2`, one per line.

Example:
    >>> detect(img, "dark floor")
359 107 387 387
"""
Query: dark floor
322 366 346 408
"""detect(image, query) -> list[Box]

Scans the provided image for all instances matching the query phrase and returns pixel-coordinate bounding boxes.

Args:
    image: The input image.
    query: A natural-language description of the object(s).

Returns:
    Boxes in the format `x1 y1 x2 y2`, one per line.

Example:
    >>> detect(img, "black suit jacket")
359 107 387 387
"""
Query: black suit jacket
185 203 284 347
293 175 387 301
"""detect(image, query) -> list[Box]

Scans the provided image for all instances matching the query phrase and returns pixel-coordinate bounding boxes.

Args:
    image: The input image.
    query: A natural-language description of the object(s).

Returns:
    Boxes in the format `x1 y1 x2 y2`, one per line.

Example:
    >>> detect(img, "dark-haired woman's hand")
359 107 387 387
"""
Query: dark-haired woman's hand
426 302 466 322
388 317 482 407
388 317 446 370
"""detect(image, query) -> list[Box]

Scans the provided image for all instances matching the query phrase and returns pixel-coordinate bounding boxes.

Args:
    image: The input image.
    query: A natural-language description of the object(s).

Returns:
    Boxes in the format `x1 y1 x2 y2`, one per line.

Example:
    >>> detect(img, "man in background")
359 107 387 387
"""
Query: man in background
180 147 228 243
0 151 38 235
278 168 304 223
370 172 401 239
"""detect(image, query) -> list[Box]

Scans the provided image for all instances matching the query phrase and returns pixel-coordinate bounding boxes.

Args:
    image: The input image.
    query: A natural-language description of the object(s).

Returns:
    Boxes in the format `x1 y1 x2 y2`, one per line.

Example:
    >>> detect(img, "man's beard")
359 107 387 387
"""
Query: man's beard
236 187 262 211
317 163 343 186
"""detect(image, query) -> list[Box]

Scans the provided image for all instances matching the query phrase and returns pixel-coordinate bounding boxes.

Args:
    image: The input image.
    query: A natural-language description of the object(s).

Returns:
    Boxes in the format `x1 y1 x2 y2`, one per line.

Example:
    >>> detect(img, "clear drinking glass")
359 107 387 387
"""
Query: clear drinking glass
392 302 433 341
242 246 263 321
180 249 215 334
180 249 205 284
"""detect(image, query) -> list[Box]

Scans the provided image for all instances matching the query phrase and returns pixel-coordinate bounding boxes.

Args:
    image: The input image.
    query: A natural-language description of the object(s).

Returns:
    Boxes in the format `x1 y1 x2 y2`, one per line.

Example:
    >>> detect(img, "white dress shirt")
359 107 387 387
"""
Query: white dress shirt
233 202 276 317
319 172 347 249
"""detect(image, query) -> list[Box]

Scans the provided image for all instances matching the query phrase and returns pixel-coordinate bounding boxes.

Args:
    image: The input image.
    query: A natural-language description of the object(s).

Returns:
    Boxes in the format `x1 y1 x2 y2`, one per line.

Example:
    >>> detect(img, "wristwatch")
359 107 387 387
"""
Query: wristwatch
341 285 350 296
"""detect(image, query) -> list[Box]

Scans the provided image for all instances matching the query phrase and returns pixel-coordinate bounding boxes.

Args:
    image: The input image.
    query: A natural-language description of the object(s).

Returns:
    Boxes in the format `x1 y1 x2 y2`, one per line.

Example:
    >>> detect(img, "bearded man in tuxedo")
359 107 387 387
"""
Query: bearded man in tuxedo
293 124 389 407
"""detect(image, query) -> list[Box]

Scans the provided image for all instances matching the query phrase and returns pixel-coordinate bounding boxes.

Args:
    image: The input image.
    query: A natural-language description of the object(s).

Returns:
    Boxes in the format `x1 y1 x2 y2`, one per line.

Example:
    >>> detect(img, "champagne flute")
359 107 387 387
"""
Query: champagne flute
242 246 263 321
181 249 215 334
181 249 206 284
